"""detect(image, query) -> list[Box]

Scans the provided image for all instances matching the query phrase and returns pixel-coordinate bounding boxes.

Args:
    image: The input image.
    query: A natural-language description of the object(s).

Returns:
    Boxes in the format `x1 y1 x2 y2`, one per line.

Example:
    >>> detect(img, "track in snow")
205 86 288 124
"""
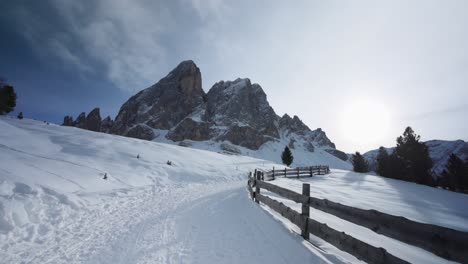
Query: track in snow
18 183 340 264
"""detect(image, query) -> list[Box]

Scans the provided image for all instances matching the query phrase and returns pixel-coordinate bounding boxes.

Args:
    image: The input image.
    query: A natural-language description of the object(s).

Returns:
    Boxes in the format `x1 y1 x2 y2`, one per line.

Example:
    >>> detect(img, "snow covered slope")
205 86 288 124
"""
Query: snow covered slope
3 116 464 264
266 170 468 264
0 116 349 263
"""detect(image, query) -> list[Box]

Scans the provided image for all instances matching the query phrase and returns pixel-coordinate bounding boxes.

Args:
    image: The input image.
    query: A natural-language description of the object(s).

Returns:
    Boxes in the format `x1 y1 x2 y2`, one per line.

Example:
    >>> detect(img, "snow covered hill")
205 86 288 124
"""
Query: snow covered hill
0 116 350 263
2 116 466 264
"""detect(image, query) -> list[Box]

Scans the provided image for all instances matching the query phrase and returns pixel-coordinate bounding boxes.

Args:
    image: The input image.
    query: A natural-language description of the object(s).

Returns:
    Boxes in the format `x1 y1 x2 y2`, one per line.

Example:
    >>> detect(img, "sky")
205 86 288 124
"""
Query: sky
1 0 467 153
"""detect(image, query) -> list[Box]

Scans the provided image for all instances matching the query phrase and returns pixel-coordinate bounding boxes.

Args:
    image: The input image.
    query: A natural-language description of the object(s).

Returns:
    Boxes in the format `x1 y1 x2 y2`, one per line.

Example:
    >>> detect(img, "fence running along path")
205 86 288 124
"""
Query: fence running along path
254 165 330 181
247 170 468 264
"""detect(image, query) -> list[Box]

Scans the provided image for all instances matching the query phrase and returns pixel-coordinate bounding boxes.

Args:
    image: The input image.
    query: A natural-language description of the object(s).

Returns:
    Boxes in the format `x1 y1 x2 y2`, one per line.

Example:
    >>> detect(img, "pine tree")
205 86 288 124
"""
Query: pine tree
395 127 433 184
352 152 369 173
375 147 389 176
281 146 294 166
385 153 405 180
17 112 23 119
0 81 17 115
442 154 467 192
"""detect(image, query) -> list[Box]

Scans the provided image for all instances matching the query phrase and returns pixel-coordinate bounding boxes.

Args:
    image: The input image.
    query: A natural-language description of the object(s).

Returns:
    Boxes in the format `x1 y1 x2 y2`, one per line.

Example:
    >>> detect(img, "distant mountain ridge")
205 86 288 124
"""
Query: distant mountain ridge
363 139 468 175
62 60 351 169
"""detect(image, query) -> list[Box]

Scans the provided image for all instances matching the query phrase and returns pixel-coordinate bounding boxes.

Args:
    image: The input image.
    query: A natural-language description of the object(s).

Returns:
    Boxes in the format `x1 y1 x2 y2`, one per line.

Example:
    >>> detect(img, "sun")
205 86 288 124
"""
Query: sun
339 99 391 148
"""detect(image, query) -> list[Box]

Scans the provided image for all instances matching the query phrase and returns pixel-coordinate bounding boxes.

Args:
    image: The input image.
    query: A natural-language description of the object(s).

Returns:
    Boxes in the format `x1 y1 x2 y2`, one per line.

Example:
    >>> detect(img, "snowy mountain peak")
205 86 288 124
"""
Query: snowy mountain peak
63 60 348 167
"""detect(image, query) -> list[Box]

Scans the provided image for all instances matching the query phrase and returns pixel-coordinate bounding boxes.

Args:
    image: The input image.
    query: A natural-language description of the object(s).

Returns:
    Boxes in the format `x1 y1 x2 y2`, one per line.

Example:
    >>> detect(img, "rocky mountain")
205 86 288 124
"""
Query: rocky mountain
62 107 113 133
62 60 351 169
363 139 468 175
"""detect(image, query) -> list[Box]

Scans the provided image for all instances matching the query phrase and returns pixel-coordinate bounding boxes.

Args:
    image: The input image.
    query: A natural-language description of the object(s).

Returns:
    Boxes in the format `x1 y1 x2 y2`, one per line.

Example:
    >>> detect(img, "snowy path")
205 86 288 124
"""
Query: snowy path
10 182 334 264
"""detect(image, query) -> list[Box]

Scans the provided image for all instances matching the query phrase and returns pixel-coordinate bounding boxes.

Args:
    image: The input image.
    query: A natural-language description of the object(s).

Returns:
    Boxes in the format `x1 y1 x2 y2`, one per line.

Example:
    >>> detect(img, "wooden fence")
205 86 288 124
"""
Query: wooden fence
247 171 468 263
252 166 330 181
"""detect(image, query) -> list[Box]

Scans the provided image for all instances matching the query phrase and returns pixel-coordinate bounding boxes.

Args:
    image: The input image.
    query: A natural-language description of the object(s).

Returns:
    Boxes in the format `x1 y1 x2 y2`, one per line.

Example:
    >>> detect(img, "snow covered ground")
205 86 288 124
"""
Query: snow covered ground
2 116 466 263
0 116 350 263
264 171 468 263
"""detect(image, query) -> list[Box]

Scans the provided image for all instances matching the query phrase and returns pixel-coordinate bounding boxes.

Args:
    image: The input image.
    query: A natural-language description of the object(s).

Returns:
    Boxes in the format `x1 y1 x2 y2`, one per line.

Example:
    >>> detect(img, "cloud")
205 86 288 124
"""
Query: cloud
48 0 175 92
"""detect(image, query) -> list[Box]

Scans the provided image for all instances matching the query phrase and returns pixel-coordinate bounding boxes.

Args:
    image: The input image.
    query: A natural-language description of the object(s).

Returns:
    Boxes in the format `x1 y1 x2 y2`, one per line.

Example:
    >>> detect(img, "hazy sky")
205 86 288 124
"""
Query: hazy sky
1 0 467 152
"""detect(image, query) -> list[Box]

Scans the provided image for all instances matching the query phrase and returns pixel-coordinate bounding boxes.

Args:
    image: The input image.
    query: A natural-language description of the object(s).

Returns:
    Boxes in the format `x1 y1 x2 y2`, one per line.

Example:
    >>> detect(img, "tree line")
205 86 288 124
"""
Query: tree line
352 127 468 193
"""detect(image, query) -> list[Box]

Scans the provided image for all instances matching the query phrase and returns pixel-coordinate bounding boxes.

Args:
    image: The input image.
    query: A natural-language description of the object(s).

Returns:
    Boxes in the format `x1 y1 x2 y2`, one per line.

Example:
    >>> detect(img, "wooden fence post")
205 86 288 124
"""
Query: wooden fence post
301 183 310 239
284 168 287 177
297 167 299 178
255 171 261 204
310 166 313 177
272 167 275 180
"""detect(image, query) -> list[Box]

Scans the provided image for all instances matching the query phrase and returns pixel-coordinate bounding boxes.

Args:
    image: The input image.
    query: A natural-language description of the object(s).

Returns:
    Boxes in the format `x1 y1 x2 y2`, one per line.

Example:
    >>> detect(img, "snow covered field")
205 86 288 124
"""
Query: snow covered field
0 117 348 263
1 116 466 264
264 171 468 263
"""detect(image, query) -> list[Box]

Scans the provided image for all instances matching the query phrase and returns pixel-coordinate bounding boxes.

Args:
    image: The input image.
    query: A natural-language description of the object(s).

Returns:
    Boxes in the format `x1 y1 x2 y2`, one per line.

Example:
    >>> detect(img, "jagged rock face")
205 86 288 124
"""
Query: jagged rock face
86 108 101 132
309 128 336 148
75 112 87 129
304 142 315 152
63 116 74 126
325 149 348 161
112 60 205 137
82 60 340 154
279 114 309 136
279 114 335 149
205 79 279 138
221 125 271 150
167 119 213 141
125 124 155 140
220 142 241 155
101 116 114 133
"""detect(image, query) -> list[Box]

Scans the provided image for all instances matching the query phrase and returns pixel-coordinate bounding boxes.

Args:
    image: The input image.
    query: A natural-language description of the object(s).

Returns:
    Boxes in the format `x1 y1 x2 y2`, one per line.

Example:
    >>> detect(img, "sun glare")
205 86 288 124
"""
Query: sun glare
339 99 391 147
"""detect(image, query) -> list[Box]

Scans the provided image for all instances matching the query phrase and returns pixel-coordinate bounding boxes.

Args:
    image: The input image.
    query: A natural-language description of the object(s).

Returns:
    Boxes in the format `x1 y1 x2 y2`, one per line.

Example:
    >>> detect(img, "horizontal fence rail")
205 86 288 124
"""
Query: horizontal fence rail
247 171 468 263
258 166 330 181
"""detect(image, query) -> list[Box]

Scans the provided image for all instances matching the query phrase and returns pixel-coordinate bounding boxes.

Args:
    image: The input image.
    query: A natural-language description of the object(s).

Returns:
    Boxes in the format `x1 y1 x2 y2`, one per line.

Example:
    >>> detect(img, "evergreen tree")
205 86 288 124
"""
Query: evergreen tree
352 152 369 173
17 112 23 119
385 153 405 180
0 80 17 115
395 127 433 184
375 147 389 176
281 146 294 166
442 154 467 192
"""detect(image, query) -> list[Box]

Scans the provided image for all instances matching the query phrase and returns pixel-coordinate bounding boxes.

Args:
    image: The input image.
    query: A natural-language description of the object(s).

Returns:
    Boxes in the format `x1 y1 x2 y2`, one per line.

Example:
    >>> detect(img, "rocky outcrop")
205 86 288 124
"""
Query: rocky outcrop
279 114 309 136
125 124 155 140
205 78 279 139
220 142 241 155
167 118 213 141
63 60 343 158
61 108 113 134
75 112 87 129
112 60 205 136
63 116 74 126
85 108 101 132
325 149 348 161
101 116 114 133
221 125 271 150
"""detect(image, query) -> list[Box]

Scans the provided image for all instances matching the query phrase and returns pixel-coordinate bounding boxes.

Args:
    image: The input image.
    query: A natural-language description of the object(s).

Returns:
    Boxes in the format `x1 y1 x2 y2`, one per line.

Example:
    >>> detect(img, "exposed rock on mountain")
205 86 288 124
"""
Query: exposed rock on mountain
61 108 113 134
325 149 348 161
101 116 114 133
125 124 155 140
75 112 87 129
111 60 205 137
63 116 74 126
62 60 350 168
167 118 213 141
108 60 342 154
85 108 101 132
